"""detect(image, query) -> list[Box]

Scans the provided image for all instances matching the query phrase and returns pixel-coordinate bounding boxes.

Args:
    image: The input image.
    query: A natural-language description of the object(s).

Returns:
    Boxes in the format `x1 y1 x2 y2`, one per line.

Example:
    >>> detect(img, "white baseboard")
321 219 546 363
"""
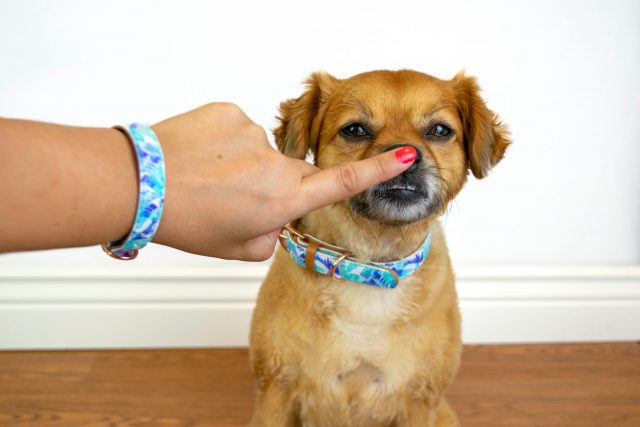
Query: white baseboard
0 265 639 350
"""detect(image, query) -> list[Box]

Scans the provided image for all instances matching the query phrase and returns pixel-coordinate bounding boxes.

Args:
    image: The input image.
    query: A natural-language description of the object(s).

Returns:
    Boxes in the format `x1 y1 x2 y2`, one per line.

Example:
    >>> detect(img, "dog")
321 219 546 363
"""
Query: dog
249 69 510 427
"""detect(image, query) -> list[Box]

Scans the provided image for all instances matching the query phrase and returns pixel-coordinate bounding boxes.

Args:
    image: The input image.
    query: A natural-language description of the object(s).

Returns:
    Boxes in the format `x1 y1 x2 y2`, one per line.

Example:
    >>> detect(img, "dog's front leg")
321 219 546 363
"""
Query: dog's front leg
396 399 436 427
397 398 459 427
249 382 298 427
396 398 460 427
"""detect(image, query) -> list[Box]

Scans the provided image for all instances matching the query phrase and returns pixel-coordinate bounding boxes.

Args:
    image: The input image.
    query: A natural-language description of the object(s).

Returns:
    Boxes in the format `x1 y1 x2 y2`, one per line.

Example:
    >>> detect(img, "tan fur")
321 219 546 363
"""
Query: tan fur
250 70 510 426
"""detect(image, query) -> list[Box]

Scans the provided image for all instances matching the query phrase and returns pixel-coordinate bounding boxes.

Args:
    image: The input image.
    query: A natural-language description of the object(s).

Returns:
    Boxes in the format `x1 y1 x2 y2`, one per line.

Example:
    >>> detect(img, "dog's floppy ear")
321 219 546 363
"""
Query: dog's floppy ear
452 72 511 179
274 72 337 160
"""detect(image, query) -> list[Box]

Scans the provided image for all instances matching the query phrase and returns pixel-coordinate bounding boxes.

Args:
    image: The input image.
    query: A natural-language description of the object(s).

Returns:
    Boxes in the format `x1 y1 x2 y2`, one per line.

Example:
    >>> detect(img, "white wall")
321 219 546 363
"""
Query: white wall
1 0 638 268
0 0 639 347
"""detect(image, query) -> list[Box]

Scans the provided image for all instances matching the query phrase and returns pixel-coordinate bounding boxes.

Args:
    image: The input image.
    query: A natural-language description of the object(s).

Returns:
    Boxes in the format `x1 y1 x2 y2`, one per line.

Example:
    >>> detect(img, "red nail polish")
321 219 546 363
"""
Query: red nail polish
395 146 417 164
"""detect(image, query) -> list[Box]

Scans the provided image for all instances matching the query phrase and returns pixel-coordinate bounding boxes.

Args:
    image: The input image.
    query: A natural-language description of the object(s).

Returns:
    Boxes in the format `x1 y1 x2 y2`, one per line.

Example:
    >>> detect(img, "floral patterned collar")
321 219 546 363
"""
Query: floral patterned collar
278 224 432 289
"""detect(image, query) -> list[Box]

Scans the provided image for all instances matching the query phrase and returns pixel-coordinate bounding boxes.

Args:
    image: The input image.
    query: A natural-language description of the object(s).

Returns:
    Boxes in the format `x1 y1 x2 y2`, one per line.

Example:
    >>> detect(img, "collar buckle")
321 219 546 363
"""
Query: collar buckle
279 224 352 281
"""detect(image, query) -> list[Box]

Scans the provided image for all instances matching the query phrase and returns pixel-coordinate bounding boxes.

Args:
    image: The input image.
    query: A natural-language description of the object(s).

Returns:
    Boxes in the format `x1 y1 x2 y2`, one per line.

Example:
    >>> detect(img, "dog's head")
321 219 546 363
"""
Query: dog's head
275 70 510 226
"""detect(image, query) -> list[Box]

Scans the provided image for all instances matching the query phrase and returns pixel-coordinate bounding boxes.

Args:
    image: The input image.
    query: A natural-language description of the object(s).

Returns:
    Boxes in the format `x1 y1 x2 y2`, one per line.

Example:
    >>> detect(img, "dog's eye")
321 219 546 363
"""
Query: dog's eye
340 123 370 140
426 124 452 138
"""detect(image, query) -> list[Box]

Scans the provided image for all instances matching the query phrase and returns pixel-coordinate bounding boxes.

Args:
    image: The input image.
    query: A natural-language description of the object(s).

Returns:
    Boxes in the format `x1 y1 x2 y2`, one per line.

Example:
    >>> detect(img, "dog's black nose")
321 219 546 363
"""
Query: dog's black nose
384 144 422 173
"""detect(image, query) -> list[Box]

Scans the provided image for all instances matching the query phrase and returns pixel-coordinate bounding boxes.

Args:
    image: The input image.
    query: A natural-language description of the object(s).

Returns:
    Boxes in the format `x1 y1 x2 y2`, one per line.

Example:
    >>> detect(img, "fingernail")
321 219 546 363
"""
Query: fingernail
395 146 417 164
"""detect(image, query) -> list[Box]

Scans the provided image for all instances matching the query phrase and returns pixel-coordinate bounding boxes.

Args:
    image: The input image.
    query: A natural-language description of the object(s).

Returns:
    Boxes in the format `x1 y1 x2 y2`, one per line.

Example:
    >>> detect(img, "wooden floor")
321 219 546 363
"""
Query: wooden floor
0 343 638 427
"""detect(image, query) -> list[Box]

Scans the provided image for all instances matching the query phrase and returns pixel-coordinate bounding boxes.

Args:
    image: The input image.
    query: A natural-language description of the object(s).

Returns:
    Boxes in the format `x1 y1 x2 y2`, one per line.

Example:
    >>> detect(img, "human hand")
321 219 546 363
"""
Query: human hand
151 103 416 260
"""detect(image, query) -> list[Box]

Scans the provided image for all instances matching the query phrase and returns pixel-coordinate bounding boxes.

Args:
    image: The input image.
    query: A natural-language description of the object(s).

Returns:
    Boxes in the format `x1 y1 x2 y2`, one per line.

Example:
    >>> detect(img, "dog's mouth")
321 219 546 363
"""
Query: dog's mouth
373 180 428 202
350 175 436 225
349 165 444 225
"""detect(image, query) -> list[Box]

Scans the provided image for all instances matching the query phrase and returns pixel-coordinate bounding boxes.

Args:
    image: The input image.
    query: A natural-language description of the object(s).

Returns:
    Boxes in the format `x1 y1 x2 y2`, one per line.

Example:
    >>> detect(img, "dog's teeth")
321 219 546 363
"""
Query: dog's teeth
388 184 416 191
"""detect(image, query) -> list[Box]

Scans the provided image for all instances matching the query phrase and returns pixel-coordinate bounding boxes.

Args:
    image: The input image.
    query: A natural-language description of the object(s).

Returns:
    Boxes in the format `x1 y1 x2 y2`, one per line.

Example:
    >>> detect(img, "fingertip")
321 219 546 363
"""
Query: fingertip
375 146 416 178
394 146 417 164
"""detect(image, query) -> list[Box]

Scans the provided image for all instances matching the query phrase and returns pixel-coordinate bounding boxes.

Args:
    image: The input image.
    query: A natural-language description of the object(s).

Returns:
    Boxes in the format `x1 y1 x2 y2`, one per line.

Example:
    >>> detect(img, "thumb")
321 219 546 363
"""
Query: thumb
239 229 281 261
295 146 417 218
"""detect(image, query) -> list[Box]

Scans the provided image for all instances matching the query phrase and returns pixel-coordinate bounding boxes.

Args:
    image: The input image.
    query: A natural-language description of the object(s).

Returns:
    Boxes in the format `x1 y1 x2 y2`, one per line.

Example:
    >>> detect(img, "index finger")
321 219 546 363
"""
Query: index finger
294 146 416 218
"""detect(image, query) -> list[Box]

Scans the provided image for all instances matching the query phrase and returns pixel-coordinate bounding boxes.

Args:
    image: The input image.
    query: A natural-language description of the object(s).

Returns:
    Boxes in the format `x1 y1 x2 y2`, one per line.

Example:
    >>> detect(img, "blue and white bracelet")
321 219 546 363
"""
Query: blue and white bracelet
101 123 165 260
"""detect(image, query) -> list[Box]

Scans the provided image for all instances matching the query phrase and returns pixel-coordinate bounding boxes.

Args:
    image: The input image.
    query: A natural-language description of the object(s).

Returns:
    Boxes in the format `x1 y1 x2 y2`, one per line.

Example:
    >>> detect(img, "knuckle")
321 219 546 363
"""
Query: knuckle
204 102 246 121
247 123 268 141
219 102 242 114
255 249 274 262
373 156 388 178
337 163 359 195
246 244 275 262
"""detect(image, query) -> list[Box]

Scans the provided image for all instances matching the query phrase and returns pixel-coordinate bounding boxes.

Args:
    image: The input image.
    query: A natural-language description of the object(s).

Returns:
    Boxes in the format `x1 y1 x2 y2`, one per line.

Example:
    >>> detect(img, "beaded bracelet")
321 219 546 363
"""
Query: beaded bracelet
101 123 166 260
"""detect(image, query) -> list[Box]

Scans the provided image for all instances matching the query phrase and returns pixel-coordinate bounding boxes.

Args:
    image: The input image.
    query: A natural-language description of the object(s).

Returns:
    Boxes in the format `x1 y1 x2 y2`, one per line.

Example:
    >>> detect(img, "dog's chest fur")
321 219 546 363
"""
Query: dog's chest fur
297 275 424 423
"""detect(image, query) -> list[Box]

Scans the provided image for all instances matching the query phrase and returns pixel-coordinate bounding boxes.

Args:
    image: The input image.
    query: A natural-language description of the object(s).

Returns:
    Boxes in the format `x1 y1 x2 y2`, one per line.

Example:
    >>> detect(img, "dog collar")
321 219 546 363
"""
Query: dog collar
278 225 431 289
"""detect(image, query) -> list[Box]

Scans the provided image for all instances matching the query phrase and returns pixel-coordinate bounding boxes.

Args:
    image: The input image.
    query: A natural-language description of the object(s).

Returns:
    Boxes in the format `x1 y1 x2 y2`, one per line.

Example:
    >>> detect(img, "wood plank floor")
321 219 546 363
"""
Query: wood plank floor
0 343 638 426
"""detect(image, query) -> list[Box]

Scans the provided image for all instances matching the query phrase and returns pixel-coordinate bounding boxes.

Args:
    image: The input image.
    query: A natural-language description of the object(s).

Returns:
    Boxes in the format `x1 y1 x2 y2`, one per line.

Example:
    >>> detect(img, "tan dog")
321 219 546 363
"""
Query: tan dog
249 70 510 427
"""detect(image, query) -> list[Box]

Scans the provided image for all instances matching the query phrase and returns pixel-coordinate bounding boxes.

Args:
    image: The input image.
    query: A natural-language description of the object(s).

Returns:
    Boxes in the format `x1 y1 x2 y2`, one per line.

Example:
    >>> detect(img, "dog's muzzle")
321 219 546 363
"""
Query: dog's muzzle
350 144 440 225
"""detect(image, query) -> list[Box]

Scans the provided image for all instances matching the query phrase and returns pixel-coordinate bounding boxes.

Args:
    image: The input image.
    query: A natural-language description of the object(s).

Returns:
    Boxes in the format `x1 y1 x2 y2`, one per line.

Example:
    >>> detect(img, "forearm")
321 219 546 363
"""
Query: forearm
0 118 137 252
